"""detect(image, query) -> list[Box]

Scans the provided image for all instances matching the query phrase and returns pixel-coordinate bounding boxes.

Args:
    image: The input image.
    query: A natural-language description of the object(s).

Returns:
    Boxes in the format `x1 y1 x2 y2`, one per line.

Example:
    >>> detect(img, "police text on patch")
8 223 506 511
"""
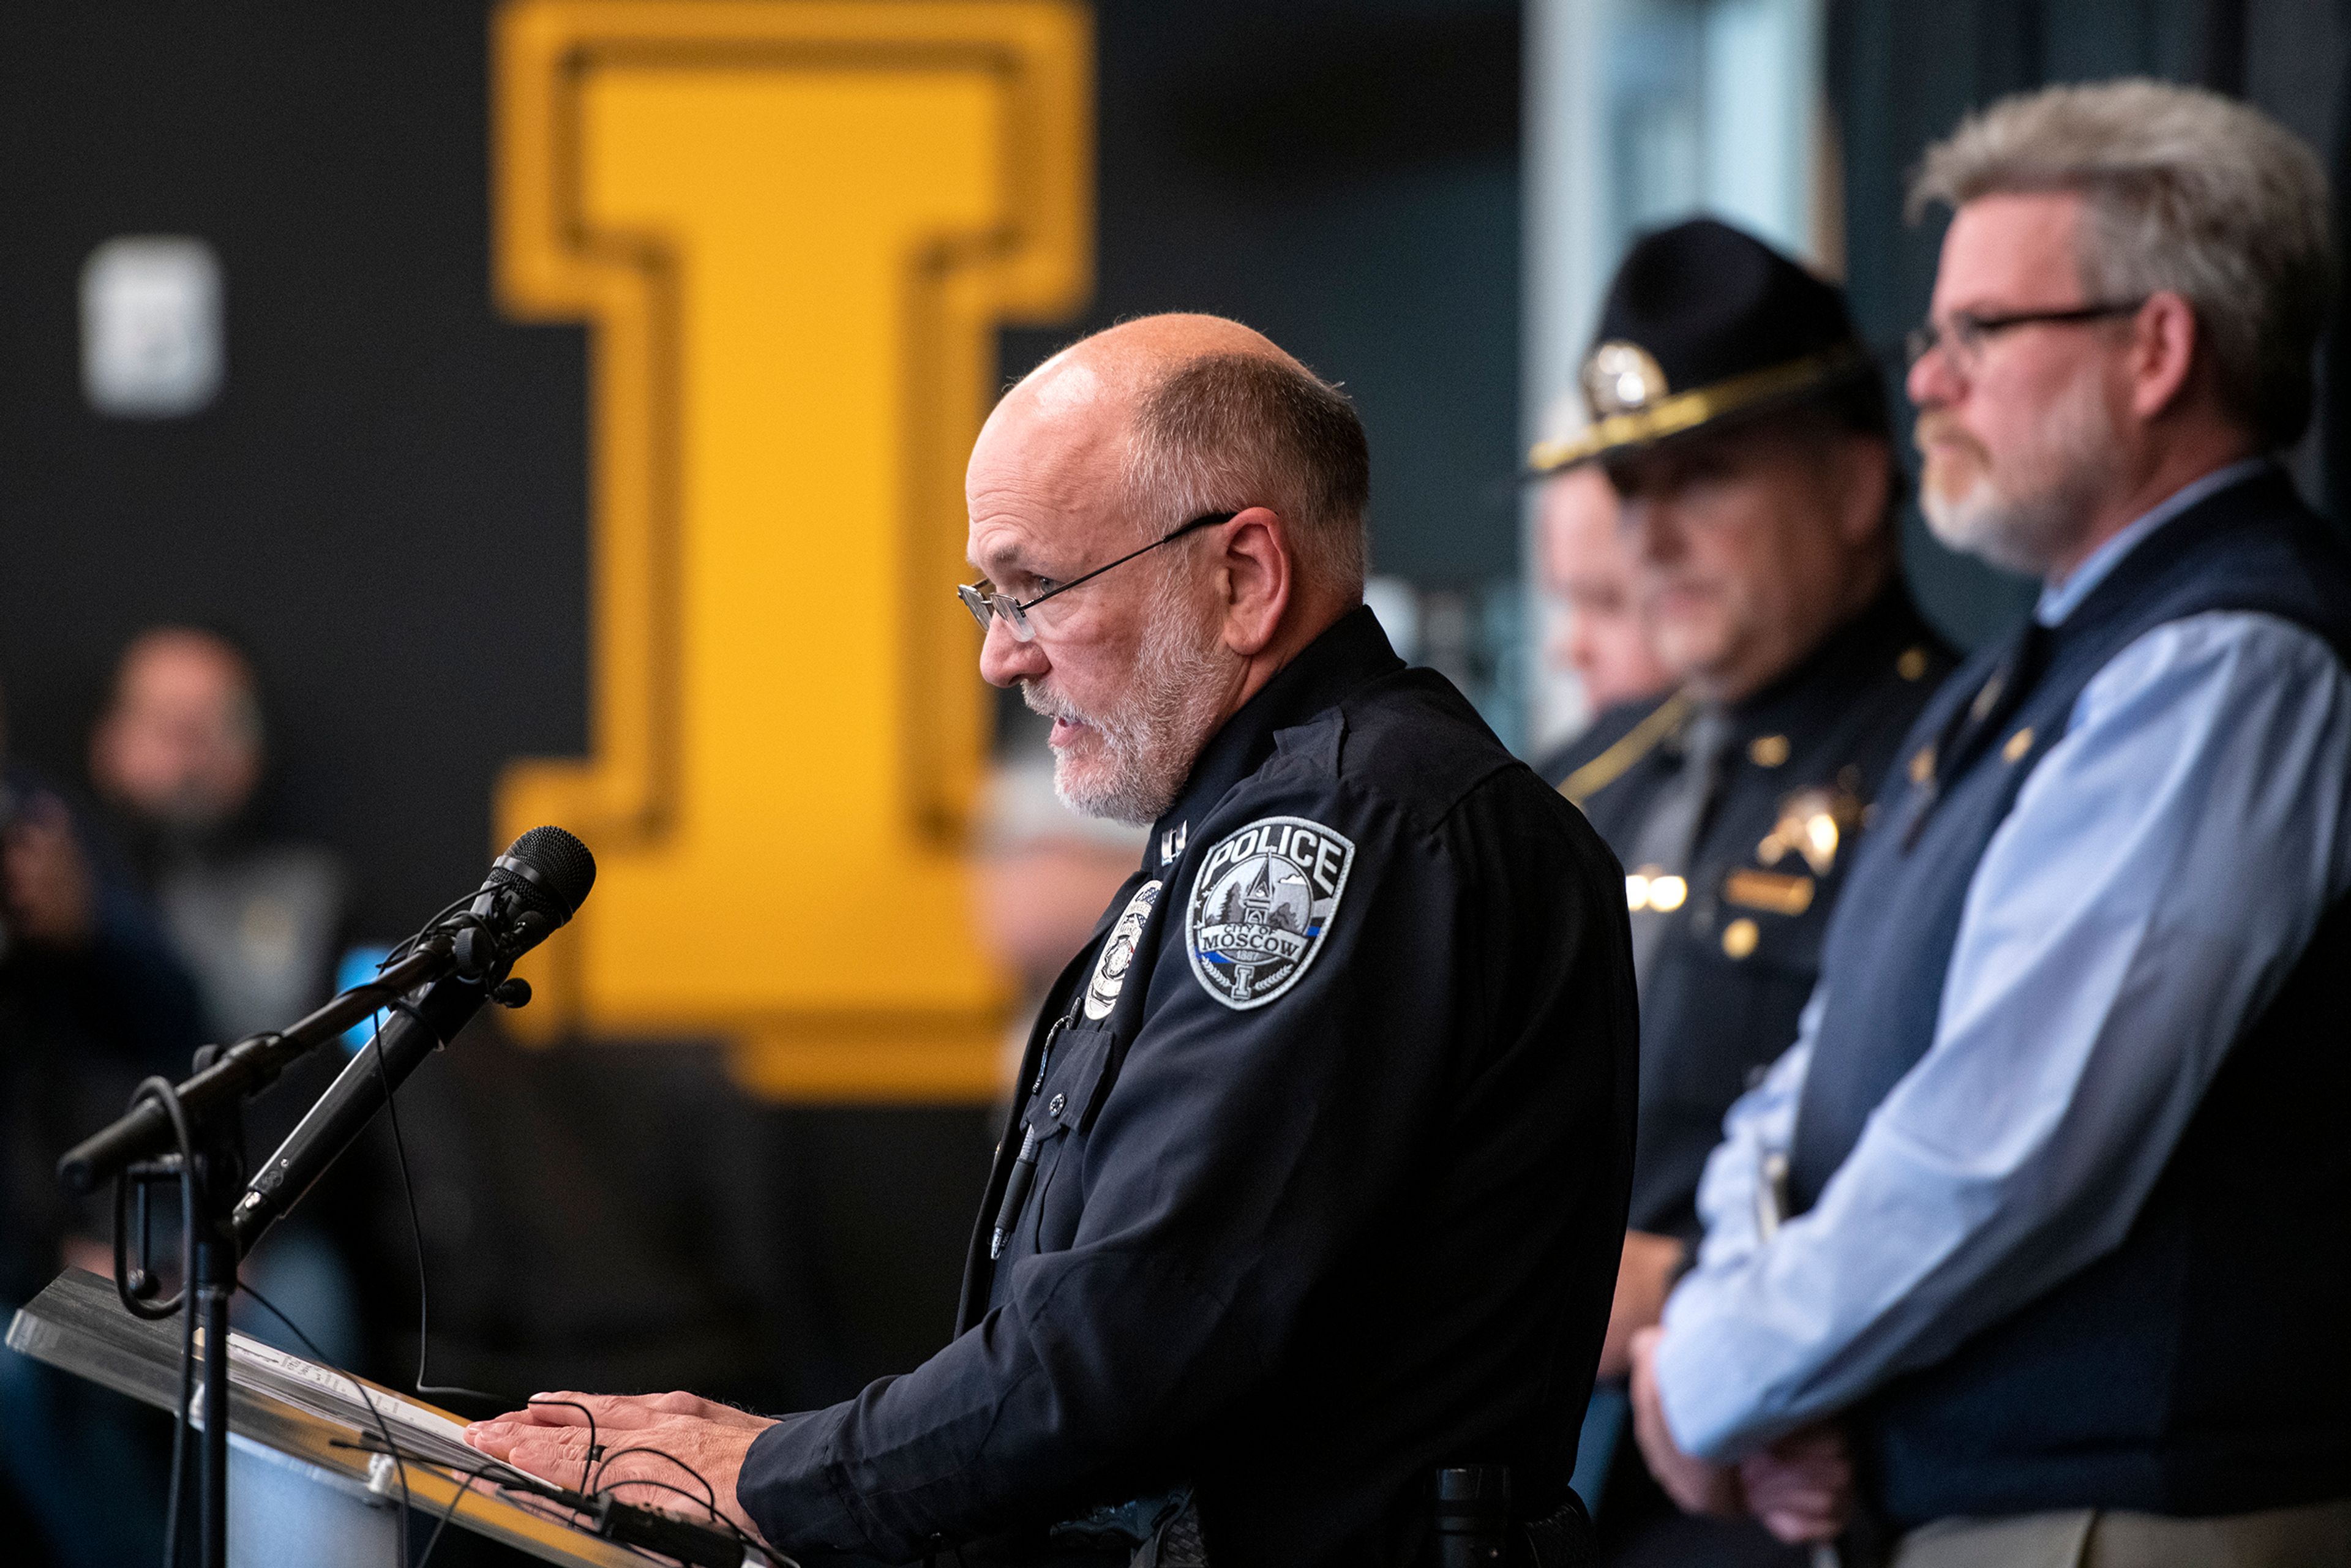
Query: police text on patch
1185 816 1355 1010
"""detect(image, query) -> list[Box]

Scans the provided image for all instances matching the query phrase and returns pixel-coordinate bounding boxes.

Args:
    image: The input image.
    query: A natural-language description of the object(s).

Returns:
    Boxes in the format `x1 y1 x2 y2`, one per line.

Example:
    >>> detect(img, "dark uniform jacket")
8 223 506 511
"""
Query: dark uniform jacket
1540 587 1952 1242
740 606 1638 1566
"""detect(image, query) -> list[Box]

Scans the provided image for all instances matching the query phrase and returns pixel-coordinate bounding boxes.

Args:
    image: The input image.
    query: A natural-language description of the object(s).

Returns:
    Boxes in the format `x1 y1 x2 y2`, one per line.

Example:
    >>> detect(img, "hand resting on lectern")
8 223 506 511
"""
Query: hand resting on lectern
465 1389 778 1542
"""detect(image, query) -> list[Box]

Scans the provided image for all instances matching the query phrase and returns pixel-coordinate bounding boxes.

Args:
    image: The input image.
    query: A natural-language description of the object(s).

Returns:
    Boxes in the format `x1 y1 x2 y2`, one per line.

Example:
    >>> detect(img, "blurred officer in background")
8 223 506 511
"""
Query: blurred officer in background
1534 399 1674 718
1632 81 2351 1567
0 675 201 1566
970 751 1149 1095
473 313 1639 1567
1532 219 1954 1565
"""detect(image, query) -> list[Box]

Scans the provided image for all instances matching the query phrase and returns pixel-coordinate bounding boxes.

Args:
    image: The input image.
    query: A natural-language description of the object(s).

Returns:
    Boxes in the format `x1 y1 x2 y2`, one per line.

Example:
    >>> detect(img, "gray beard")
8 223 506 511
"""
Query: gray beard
1919 372 2117 577
1023 591 1231 825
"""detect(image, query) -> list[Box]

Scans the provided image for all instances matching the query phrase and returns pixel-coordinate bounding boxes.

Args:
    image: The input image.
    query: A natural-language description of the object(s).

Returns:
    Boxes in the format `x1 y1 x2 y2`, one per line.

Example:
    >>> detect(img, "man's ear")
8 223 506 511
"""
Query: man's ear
1832 434 1894 548
2126 291 2200 422
1216 505 1292 657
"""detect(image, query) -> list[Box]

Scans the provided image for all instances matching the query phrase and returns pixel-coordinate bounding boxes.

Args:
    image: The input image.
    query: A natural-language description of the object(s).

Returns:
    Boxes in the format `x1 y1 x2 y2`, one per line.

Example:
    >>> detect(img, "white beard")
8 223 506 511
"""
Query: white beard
1919 367 2119 577
1023 584 1232 825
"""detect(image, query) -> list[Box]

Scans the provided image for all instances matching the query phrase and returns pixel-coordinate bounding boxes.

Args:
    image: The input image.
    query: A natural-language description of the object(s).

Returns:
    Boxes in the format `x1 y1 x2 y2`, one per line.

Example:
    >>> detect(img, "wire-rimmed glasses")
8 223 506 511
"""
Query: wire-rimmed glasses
957 510 1238 642
1904 299 2148 373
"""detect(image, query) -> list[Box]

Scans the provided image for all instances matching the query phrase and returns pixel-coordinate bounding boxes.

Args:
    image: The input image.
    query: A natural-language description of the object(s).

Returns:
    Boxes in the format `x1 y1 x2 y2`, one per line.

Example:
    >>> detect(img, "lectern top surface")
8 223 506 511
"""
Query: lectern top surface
6 1268 712 1568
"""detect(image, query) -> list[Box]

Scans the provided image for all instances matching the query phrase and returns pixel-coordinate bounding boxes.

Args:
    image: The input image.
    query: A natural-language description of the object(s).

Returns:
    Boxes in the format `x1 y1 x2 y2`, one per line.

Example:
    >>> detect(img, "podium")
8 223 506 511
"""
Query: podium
7 1268 662 1567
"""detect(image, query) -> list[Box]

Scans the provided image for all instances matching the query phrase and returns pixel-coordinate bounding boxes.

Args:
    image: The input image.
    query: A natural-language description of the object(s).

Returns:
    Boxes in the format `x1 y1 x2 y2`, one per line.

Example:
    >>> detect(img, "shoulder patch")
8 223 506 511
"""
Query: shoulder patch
1084 880 1161 1021
1186 816 1355 1010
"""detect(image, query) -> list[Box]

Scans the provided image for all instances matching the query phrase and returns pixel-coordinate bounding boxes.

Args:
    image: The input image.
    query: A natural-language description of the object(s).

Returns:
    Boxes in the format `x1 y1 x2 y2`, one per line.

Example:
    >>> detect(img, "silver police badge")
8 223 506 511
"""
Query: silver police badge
1186 816 1355 1010
1084 880 1161 1021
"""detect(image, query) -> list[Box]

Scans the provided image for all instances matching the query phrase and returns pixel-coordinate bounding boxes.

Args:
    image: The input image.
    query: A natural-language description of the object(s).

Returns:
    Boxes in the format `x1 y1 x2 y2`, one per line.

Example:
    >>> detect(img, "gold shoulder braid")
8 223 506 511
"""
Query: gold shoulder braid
1560 692 1693 806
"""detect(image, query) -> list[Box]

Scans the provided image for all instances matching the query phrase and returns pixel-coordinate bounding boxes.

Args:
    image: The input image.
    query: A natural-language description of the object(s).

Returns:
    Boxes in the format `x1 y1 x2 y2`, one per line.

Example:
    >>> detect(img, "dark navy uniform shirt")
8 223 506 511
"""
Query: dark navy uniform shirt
740 606 1638 1566
1539 587 1952 1242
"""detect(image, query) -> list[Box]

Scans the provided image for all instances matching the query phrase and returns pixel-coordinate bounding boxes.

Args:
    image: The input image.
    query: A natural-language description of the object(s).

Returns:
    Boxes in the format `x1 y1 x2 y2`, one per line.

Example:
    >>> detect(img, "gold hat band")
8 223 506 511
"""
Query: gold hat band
1528 342 1873 475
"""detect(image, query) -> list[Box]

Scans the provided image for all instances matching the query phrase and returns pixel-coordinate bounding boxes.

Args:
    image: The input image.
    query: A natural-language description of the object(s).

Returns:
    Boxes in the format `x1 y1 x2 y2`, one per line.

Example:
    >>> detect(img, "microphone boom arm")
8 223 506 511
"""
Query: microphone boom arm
55 939 454 1198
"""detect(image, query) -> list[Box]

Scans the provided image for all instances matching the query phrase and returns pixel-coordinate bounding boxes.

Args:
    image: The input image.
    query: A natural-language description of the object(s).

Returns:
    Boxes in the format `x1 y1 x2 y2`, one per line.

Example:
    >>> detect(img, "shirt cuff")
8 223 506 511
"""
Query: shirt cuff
737 1409 863 1556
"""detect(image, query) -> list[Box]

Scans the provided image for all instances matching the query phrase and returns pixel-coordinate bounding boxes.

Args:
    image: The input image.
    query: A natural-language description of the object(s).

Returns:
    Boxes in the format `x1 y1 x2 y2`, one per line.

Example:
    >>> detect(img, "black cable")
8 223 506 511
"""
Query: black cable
525 1396 601 1493
116 1077 197 1568
373 1020 495 1402
414 1453 508 1568
357 927 496 1408
239 1280 411 1568
587 1475 797 1567
378 893 480 967
588 1442 719 1513
582 1444 800 1568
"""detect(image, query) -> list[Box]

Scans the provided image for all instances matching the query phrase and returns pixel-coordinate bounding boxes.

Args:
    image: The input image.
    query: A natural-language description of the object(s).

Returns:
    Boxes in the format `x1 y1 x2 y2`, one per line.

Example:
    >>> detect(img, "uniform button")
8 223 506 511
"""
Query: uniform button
1897 645 1930 681
2002 727 2036 763
1722 918 1760 959
1748 733 1790 767
1047 1093 1067 1117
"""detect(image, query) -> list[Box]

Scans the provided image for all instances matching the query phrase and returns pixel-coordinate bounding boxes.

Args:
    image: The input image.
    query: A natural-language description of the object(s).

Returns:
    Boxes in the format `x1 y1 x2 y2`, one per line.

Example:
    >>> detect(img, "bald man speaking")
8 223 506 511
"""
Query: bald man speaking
469 317 1637 1567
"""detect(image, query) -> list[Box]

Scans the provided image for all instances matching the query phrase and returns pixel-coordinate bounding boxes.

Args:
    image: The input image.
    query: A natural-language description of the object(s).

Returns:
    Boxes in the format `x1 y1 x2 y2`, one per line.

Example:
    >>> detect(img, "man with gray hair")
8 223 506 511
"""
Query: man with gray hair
1622 80 2351 1566
473 314 1640 1566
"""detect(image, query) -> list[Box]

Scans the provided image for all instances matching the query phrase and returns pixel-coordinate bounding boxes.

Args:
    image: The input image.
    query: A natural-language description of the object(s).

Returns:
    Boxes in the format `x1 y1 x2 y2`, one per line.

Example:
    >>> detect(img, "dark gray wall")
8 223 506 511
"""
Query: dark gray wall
1828 0 2350 648
1002 0 1524 585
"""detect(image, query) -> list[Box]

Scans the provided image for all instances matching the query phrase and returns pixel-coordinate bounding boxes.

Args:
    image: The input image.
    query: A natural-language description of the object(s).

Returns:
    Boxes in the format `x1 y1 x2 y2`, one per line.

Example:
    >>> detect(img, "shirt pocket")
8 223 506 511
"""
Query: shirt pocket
1016 1021 1119 1259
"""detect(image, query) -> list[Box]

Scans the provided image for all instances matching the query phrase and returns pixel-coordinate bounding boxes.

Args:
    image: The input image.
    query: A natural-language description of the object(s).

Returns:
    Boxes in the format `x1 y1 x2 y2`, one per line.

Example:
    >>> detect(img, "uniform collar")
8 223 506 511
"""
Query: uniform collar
1720 582 1935 732
2036 458 2273 627
1147 604 1405 872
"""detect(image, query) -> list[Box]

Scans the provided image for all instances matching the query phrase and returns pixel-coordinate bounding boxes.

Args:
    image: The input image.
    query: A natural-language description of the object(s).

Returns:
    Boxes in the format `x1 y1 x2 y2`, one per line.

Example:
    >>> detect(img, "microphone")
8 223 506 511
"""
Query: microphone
223 827 595 1250
54 828 592 1208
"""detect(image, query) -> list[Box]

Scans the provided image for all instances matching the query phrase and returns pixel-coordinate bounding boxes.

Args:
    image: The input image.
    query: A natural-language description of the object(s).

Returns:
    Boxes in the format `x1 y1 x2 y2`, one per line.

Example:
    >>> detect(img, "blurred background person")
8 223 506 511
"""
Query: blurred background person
89 626 366 1368
89 626 347 1045
1534 396 1676 722
1633 81 2351 1567
1531 218 1954 1566
0 673 200 1567
969 736 1149 1097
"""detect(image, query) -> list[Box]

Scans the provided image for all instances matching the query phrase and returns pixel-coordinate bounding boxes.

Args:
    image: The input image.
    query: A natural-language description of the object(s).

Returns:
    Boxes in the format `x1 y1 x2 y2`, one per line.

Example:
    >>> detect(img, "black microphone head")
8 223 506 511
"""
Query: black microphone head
489 825 597 924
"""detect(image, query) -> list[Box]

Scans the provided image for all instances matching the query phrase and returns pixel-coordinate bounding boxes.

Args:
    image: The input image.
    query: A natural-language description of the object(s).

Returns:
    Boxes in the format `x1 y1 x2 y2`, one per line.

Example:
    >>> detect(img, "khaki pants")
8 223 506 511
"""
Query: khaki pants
1891 1497 2351 1568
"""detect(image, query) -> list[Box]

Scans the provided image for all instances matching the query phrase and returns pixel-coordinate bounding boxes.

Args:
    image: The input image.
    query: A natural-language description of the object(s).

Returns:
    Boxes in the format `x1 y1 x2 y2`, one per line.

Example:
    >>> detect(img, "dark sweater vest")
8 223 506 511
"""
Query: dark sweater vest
1785 469 2351 1526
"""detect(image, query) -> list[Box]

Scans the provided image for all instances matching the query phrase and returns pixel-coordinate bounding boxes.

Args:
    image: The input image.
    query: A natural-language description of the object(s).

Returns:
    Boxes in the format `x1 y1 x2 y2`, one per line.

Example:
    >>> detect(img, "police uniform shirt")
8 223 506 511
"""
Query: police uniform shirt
1540 587 1952 1242
738 605 1639 1567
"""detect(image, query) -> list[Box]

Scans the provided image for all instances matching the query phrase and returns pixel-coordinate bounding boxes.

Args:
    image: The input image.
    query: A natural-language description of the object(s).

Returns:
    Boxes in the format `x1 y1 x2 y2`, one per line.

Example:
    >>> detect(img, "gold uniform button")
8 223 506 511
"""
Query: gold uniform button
1909 745 1936 784
1748 734 1790 767
1722 918 1760 959
2002 727 2036 763
1897 646 1929 681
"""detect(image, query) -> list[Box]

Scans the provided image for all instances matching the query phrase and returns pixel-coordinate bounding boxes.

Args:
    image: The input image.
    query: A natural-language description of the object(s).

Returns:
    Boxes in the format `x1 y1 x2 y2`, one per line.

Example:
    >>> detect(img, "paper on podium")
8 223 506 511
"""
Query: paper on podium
6 1267 716 1567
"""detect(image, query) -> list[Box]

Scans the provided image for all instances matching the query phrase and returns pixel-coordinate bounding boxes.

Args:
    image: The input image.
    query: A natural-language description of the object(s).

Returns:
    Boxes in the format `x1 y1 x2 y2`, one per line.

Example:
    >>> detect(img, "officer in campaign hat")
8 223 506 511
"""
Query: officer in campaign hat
1532 217 1955 1564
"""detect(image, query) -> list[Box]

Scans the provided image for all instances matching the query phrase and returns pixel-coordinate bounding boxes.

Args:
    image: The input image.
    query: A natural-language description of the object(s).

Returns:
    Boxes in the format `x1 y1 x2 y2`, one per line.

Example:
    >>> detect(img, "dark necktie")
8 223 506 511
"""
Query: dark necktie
1624 708 1732 999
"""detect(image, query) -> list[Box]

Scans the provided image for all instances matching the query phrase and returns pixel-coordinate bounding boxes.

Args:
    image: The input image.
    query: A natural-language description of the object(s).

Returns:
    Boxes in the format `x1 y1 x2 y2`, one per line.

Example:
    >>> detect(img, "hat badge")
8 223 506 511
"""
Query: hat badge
1584 340 1670 418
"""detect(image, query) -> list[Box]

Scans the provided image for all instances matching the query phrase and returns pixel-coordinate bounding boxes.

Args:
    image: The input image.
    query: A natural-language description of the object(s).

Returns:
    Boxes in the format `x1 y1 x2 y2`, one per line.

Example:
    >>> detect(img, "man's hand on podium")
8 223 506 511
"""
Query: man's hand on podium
465 1390 776 1543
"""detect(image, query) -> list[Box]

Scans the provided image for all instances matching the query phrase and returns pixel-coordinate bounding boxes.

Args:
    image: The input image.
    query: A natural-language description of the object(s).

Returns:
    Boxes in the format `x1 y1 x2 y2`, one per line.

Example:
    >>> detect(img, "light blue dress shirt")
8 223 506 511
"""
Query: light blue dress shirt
1654 463 2351 1460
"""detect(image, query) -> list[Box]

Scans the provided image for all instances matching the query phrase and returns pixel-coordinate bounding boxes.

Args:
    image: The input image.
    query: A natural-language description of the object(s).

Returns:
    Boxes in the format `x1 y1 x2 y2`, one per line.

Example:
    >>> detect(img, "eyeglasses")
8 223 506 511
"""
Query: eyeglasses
1904 299 2148 372
957 511 1237 642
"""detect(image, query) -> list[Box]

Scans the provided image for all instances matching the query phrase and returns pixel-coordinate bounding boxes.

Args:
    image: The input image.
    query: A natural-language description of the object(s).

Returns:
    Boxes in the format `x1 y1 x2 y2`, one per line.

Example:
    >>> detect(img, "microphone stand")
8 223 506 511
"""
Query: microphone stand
59 934 517 1568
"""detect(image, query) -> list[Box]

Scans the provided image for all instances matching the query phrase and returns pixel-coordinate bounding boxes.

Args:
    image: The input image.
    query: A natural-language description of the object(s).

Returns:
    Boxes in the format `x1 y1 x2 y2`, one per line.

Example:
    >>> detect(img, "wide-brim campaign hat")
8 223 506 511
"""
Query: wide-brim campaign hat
1528 217 1878 475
